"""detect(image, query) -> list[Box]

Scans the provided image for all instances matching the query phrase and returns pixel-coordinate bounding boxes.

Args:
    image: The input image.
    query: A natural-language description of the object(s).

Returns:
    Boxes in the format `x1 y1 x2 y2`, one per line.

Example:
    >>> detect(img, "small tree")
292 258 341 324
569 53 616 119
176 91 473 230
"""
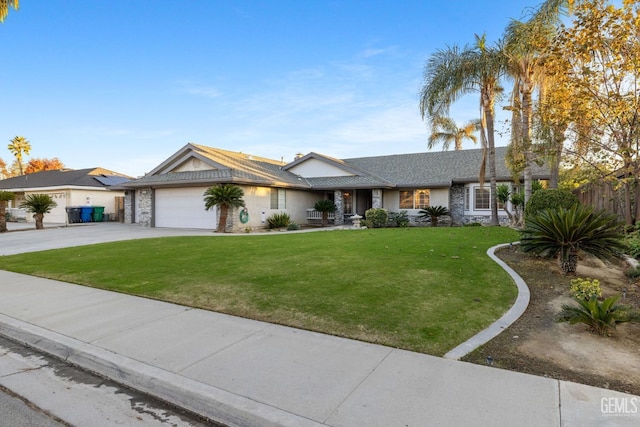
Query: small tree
419 205 449 227
520 204 625 274
0 190 15 232
313 199 336 227
20 194 57 230
203 184 245 233
496 184 524 227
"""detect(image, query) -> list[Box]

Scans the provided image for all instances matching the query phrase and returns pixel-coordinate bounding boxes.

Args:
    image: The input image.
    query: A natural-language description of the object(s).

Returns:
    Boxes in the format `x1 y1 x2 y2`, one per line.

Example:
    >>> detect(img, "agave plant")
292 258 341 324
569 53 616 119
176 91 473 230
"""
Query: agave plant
520 204 624 275
419 205 449 227
558 295 640 336
267 212 291 229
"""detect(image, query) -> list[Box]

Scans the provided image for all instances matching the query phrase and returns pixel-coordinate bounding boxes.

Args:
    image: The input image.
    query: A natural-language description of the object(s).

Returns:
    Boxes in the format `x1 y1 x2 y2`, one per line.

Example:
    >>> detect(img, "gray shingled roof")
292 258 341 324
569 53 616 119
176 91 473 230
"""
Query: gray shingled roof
123 144 551 190
339 146 549 187
0 168 132 190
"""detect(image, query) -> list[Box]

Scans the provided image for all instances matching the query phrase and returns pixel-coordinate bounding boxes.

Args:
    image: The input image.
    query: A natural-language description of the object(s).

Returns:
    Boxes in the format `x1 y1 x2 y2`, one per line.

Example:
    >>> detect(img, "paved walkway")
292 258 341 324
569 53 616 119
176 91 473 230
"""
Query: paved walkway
0 223 638 426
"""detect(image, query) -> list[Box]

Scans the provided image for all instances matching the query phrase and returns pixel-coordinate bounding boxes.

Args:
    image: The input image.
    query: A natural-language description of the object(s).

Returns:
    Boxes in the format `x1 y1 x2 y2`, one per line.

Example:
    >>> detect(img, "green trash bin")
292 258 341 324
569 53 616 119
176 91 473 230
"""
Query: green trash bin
92 206 105 222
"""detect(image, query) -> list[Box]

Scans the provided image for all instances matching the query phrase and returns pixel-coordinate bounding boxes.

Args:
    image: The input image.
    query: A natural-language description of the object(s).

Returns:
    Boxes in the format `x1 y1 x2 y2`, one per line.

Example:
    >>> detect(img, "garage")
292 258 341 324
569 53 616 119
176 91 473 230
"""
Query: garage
154 187 217 229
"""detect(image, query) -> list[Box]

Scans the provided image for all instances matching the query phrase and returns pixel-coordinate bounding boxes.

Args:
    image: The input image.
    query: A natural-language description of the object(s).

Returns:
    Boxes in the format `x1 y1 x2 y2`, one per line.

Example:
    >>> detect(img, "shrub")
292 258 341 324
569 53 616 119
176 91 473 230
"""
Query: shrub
418 206 449 227
525 189 579 218
388 211 409 227
464 222 482 227
626 265 640 278
624 222 640 258
558 295 640 335
287 222 300 231
569 278 602 301
267 212 291 229
365 208 388 228
520 205 624 275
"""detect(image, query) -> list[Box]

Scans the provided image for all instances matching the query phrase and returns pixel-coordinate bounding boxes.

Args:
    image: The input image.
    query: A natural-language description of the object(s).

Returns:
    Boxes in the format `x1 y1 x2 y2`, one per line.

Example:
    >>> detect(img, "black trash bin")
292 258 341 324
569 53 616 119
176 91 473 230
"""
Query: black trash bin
65 207 82 223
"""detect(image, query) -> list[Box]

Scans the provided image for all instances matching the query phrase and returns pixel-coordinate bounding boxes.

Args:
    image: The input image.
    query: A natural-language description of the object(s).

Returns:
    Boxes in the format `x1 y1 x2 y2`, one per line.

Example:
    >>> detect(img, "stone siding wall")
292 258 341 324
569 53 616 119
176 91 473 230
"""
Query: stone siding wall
137 188 153 227
372 189 383 209
449 184 465 225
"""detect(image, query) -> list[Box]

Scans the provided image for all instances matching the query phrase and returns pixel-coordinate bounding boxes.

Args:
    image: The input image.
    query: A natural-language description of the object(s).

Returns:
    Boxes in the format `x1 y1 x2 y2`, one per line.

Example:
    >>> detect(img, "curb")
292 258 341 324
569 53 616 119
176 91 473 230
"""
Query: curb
0 313 323 427
444 243 530 360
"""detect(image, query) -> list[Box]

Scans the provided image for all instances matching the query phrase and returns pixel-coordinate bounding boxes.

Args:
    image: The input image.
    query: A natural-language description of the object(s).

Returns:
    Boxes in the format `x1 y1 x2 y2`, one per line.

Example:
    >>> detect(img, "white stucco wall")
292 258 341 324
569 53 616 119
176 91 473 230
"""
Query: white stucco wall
239 186 318 231
16 188 124 223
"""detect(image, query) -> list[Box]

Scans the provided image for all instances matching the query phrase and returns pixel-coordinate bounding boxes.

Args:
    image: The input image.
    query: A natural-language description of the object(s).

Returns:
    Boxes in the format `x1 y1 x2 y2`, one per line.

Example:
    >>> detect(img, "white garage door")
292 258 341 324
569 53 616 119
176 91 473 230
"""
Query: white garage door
155 187 217 229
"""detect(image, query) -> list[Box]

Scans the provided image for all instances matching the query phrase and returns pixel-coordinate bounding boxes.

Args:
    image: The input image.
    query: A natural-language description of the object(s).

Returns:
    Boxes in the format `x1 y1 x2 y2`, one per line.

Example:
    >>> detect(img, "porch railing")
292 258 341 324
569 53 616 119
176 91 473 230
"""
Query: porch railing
306 209 335 221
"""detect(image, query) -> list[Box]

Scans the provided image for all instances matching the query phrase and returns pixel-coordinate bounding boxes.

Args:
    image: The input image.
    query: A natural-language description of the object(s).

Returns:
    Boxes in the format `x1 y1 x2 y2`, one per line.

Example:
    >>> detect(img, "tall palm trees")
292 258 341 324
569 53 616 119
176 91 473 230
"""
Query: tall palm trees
428 116 479 151
420 34 506 225
8 135 31 176
503 1 570 202
0 0 18 22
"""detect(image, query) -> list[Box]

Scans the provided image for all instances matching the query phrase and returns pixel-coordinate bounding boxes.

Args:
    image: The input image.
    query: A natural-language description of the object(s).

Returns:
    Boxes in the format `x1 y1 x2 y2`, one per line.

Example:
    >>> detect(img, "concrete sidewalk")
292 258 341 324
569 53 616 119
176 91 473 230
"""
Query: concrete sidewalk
0 223 638 426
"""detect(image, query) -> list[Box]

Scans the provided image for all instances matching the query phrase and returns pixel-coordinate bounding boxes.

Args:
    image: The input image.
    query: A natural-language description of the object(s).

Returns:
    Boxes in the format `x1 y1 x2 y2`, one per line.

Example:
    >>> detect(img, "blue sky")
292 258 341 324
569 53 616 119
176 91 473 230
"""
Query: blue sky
0 1 540 177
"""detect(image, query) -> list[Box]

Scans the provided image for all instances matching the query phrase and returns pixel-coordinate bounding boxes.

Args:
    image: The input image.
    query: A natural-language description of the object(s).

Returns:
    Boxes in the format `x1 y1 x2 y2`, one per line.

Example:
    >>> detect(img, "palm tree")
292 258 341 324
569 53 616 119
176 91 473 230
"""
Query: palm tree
314 199 336 227
503 2 567 206
418 205 449 227
520 204 624 275
420 34 507 226
8 136 31 176
0 0 18 22
0 190 15 232
203 184 245 233
20 193 57 230
428 116 479 151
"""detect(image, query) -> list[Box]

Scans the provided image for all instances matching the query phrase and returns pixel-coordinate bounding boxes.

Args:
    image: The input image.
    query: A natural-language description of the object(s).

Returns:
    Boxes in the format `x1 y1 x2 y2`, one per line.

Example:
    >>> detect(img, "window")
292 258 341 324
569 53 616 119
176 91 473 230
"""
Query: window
474 187 490 210
270 188 286 209
399 189 430 209
464 187 470 210
471 186 507 210
343 191 353 215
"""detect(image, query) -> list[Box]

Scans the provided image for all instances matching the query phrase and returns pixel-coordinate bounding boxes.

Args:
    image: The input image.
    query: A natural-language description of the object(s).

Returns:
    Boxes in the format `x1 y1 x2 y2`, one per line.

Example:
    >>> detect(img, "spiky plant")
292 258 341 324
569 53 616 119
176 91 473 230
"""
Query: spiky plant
267 212 291 229
558 295 640 336
520 204 624 275
313 199 336 227
20 193 57 230
419 205 449 227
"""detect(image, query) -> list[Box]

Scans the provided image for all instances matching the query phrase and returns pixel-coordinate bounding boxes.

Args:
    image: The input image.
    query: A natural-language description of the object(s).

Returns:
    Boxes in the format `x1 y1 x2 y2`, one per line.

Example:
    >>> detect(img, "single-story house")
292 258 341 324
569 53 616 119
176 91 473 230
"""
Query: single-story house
0 168 131 223
119 143 551 231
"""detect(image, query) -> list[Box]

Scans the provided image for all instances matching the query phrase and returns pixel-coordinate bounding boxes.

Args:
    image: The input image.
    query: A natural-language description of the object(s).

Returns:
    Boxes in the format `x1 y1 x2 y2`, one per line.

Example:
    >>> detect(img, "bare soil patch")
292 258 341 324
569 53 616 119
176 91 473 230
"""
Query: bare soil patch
462 246 640 396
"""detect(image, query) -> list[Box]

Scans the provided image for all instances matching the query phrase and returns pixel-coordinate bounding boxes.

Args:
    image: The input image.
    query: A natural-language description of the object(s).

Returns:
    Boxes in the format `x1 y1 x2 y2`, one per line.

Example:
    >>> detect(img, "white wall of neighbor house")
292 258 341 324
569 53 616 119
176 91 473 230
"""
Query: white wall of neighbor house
16 189 123 223
68 190 123 217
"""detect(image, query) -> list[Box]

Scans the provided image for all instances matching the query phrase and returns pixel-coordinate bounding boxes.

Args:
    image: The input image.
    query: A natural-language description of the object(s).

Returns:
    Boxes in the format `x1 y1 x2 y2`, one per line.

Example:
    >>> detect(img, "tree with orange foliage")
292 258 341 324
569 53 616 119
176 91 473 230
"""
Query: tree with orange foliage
24 158 65 174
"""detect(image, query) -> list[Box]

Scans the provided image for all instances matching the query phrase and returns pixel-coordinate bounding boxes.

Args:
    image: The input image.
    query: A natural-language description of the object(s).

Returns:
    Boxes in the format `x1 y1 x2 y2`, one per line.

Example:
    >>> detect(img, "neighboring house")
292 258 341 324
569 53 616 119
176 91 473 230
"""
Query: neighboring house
0 168 131 223
120 143 551 231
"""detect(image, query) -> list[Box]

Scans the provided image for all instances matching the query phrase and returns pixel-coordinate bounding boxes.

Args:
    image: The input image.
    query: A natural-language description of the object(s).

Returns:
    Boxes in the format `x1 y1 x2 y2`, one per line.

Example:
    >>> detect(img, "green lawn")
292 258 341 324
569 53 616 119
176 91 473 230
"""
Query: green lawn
0 226 519 355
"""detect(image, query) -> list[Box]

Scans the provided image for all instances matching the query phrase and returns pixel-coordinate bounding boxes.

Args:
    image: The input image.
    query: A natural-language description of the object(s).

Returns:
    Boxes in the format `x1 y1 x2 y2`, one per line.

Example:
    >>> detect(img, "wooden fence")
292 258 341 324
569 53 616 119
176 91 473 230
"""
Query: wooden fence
573 180 639 224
